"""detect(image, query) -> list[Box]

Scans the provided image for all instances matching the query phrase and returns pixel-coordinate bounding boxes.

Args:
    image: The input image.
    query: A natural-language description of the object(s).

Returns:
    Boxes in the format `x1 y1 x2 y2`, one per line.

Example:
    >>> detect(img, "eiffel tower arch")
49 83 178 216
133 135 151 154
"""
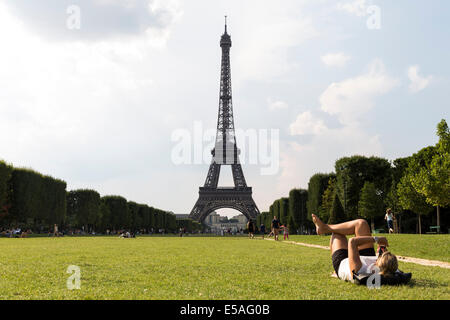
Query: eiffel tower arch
189 19 260 223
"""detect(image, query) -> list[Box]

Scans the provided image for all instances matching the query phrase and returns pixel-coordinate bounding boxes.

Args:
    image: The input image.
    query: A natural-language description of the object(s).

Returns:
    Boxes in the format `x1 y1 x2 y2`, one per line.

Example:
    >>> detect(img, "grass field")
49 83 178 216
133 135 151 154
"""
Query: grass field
0 235 449 300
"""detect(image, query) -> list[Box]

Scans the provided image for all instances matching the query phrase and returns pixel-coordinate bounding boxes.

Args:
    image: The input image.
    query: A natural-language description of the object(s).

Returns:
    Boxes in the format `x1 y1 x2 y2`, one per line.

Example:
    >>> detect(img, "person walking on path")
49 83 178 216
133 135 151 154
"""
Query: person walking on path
247 220 255 239
385 208 395 234
271 216 281 241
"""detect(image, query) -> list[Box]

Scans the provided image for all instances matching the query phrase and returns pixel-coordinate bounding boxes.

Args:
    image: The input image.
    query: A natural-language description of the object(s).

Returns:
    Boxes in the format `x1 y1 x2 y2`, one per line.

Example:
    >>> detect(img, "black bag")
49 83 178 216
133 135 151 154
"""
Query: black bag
352 270 412 286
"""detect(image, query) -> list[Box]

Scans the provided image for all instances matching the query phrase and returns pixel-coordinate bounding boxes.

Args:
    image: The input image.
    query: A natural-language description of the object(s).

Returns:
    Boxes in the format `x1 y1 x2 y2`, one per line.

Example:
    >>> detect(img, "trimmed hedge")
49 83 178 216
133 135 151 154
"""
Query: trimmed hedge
67 189 101 229
176 218 202 232
0 161 187 233
289 188 308 231
0 160 13 219
101 196 129 230
8 167 66 227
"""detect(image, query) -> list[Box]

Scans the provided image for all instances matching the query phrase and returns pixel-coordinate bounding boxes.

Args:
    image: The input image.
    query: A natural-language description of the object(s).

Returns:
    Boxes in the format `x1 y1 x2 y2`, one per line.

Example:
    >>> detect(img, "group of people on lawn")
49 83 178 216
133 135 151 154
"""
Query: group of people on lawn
246 216 289 241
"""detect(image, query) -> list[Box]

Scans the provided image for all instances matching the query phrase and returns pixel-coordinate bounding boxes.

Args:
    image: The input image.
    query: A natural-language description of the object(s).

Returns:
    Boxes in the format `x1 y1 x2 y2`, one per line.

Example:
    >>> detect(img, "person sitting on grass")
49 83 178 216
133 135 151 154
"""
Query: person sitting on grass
311 214 399 282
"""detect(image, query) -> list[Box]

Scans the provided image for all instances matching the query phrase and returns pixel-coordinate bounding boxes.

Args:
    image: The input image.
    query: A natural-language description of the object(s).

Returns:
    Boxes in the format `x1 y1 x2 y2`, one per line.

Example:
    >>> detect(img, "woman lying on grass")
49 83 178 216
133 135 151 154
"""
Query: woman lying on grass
311 214 398 282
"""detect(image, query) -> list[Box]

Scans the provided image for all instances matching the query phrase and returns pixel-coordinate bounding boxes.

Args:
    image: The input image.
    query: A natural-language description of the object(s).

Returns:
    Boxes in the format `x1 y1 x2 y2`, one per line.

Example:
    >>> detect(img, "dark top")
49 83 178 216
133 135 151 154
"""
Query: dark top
272 219 280 229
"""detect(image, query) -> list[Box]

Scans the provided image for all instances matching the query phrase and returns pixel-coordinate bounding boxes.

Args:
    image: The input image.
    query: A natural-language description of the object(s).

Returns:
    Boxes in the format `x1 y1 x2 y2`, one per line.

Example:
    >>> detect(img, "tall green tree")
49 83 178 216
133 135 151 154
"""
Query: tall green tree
328 192 346 225
358 181 384 230
319 177 336 223
287 215 296 234
335 156 391 220
288 189 308 233
279 198 289 225
397 150 434 234
0 161 12 222
127 201 141 231
102 196 128 230
386 157 411 232
66 189 101 230
272 200 280 220
99 200 111 231
8 168 66 228
307 173 336 220
410 119 450 230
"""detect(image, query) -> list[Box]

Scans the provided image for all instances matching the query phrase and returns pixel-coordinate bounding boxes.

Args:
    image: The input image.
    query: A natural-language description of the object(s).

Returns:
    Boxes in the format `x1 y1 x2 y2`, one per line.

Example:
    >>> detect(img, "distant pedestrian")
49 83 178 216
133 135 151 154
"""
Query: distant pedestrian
271 216 281 241
53 224 59 237
281 225 289 240
260 224 266 239
247 220 255 239
385 208 395 234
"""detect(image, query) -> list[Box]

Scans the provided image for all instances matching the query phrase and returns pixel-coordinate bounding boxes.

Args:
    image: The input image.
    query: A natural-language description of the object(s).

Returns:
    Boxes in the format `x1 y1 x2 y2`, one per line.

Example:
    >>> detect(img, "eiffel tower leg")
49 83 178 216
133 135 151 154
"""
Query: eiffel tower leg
231 164 247 188
190 198 207 222
204 163 220 188
241 196 260 219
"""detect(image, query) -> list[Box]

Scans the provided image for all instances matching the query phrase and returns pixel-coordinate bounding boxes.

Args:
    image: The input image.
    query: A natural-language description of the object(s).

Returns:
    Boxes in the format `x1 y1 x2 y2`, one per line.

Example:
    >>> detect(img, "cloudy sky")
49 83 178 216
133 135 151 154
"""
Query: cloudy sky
0 0 448 217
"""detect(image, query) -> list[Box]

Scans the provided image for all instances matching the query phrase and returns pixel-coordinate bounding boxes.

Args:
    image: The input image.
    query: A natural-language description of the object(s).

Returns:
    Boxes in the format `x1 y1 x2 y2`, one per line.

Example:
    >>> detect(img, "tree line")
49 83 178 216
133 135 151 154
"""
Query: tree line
256 189 308 234
0 165 201 233
262 119 449 234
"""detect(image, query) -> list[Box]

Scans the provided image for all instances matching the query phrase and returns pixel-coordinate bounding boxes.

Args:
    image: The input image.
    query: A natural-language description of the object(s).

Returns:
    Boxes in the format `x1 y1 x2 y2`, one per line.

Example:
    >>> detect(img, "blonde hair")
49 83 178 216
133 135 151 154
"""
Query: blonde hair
377 251 398 276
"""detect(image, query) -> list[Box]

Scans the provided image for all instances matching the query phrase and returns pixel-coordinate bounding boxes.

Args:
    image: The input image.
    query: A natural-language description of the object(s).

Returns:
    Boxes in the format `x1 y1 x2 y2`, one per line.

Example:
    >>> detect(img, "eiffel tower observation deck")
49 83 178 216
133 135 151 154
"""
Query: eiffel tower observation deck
189 18 260 223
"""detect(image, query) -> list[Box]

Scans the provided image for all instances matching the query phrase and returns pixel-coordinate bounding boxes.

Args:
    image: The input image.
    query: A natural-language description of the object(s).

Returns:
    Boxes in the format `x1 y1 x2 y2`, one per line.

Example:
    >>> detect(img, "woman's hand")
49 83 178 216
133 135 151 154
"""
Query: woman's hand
377 237 389 247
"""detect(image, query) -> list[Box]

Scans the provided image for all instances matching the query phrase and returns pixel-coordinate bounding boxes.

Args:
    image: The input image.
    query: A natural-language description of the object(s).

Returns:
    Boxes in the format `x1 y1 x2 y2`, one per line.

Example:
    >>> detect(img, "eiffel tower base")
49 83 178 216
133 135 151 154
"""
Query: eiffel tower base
189 187 259 222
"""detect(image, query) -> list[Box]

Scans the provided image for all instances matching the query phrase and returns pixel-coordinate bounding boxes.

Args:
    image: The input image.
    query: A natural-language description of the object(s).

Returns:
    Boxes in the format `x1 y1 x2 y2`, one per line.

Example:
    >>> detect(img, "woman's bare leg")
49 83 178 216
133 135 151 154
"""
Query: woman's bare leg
313 214 373 251
330 233 348 255
312 214 371 236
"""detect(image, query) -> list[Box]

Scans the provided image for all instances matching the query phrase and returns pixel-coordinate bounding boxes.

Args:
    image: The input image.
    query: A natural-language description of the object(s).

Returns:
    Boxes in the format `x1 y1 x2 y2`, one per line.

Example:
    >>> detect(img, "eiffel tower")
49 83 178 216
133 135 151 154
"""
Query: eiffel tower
189 19 260 223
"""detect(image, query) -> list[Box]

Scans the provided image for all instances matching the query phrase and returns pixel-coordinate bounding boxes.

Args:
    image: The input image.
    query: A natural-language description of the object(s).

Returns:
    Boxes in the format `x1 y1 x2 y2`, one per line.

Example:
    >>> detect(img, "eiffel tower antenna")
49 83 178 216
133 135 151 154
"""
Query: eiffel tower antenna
189 20 260 223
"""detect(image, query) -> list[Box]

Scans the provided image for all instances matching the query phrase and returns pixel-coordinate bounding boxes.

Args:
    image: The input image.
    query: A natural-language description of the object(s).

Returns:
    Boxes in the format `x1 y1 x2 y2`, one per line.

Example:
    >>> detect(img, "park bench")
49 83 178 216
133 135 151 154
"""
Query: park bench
426 226 440 234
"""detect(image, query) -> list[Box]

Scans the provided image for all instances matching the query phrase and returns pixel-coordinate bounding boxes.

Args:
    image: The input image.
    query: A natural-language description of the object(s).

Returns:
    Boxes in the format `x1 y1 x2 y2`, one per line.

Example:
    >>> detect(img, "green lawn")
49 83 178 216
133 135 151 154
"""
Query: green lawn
0 236 448 300
287 234 450 262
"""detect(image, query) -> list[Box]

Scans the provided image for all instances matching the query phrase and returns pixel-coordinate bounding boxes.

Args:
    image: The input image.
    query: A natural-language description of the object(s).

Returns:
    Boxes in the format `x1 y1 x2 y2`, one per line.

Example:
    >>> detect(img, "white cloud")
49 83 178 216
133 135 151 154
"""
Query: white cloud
232 0 319 82
0 2 186 192
320 59 400 126
289 111 328 135
278 126 383 190
281 59 397 191
4 0 183 43
321 52 351 67
337 0 368 17
408 65 433 93
268 99 288 111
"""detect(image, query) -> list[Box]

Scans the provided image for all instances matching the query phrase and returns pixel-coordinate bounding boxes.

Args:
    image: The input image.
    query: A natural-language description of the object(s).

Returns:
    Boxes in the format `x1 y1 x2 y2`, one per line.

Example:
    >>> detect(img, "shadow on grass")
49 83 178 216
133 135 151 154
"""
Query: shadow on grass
408 279 448 289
